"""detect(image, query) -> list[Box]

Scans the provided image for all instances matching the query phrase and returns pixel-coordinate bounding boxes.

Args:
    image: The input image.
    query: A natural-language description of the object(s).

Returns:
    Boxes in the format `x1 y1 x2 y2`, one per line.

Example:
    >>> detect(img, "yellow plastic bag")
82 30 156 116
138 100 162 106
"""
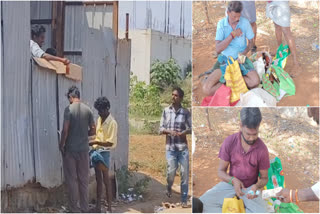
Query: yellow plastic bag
224 57 249 103
222 196 246 213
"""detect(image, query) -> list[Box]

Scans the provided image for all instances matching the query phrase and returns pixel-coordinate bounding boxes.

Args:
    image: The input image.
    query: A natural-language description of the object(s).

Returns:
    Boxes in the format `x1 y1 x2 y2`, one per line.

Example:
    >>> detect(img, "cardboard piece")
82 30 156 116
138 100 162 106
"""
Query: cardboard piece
32 57 56 71
49 60 67 74
32 57 82 81
65 63 82 81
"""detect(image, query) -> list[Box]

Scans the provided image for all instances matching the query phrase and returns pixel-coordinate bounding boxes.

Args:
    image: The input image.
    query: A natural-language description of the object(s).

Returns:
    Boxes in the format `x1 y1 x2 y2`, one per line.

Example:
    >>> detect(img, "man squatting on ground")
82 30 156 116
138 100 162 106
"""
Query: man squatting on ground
199 107 270 213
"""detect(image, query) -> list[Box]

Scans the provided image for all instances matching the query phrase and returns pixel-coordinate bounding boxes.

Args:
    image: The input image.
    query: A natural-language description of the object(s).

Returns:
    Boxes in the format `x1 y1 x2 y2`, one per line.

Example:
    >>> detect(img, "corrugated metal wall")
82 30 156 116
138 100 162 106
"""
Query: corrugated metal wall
1 1 35 189
112 39 131 170
31 66 62 188
1 0 3 191
64 4 84 65
1 2 130 190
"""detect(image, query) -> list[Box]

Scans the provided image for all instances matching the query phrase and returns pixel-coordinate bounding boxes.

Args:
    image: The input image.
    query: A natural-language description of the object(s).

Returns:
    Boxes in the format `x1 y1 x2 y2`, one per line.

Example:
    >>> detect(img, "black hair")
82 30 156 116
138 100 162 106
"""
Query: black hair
227 1 243 13
240 107 262 129
192 197 203 213
66 86 80 99
45 48 57 56
172 86 184 98
31 25 46 38
94 96 110 111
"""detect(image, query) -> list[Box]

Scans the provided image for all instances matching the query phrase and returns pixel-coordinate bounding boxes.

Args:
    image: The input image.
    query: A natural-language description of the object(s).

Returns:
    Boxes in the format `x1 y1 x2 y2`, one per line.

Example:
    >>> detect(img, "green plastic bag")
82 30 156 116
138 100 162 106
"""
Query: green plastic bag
266 158 304 213
272 44 291 69
274 203 303 213
266 157 285 190
262 73 280 98
273 65 296 96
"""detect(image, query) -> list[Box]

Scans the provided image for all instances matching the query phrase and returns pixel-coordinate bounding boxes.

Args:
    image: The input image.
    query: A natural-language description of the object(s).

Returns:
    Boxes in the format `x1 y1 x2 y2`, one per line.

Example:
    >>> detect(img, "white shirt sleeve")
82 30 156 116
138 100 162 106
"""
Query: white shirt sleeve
311 182 319 199
30 40 45 58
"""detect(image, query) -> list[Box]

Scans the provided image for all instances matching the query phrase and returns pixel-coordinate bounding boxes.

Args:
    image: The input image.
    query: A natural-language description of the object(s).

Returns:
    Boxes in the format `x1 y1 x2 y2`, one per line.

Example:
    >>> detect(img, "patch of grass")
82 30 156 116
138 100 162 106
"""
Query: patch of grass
129 118 161 135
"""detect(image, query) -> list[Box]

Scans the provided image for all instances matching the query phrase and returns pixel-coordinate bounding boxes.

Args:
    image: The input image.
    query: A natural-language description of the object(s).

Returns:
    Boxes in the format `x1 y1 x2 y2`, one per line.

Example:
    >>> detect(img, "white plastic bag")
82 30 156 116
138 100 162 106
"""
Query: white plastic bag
236 88 277 107
253 57 265 82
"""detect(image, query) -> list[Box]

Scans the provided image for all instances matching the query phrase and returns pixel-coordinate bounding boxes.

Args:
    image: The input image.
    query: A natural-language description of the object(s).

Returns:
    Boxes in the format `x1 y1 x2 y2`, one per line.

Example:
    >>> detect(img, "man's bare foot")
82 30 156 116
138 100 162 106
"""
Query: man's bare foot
290 63 302 78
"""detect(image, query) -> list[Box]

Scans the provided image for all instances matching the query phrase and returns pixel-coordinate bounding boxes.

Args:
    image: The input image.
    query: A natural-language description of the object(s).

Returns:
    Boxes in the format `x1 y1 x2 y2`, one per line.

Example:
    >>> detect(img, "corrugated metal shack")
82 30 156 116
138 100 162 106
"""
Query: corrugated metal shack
1 1 130 210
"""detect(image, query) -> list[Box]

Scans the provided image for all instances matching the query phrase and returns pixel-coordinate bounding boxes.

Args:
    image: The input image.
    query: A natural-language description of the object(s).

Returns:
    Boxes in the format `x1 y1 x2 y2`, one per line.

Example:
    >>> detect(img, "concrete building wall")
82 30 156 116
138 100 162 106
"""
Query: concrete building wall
119 29 152 84
119 29 191 84
150 30 191 78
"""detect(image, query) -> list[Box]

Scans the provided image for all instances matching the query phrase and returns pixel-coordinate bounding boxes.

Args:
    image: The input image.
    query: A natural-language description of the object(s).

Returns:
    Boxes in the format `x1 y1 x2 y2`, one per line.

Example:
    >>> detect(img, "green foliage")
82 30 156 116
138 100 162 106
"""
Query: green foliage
150 58 182 90
130 58 191 134
116 166 132 195
116 165 151 195
133 177 151 195
184 61 192 79
129 75 162 117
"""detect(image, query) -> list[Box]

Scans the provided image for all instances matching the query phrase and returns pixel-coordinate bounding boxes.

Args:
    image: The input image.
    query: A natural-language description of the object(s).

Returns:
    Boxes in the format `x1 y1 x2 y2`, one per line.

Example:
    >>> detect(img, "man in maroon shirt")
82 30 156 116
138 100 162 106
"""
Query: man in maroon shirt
199 108 269 213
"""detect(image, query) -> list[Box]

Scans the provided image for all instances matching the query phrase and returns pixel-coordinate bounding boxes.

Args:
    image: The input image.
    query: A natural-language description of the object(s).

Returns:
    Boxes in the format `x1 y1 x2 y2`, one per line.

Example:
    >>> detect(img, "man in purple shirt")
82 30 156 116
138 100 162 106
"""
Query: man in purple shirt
199 107 269 213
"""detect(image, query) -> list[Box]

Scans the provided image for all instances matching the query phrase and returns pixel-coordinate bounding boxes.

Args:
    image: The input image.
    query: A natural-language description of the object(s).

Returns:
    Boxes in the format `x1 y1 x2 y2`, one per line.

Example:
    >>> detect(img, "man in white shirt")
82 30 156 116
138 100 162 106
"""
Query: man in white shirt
30 25 70 64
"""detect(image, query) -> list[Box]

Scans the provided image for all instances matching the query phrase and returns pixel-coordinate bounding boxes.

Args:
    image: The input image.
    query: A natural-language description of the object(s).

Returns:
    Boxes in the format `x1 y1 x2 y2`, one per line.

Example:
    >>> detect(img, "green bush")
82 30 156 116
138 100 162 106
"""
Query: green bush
150 58 181 90
184 61 192 79
129 75 162 117
116 165 151 195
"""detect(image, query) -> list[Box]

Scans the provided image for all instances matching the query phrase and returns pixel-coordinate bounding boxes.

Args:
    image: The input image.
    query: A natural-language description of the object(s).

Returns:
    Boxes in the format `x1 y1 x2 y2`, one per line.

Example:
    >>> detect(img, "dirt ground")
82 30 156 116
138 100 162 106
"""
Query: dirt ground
111 135 192 213
192 108 319 213
192 1 319 106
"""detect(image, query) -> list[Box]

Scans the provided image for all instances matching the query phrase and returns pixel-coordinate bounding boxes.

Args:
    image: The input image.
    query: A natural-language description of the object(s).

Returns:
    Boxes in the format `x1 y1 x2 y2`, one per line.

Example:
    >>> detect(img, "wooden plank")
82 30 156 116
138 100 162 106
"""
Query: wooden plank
64 51 82 56
51 1 57 48
55 1 65 57
112 1 118 39
31 19 52 25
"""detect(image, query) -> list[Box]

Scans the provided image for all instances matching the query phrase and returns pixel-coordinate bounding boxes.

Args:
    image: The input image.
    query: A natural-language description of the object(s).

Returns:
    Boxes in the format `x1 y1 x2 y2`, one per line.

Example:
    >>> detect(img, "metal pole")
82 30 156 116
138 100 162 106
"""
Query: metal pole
125 13 129 40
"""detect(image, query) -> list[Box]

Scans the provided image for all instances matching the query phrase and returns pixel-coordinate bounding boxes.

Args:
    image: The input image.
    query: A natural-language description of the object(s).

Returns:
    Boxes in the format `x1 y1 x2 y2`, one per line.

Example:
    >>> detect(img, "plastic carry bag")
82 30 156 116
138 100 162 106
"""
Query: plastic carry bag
222 196 245 213
236 88 277 107
201 84 231 106
264 157 304 213
224 56 249 103
266 157 285 191
272 44 291 69
253 57 266 82
262 73 280 98
272 65 296 96
274 202 303 213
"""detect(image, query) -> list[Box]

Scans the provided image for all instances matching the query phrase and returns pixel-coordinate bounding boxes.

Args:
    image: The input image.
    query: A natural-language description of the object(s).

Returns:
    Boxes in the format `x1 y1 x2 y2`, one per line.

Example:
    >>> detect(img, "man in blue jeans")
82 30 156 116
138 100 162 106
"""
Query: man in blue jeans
159 87 192 208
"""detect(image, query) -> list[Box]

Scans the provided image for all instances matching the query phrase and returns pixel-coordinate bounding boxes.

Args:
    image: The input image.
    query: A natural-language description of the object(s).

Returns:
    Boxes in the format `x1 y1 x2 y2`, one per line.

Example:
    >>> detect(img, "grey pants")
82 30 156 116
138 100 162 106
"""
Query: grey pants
63 151 89 213
199 182 268 213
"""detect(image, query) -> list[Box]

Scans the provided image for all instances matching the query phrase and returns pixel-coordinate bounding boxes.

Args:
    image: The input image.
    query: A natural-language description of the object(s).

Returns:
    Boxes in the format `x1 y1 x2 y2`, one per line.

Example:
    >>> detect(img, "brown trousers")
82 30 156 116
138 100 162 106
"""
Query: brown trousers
63 151 89 213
